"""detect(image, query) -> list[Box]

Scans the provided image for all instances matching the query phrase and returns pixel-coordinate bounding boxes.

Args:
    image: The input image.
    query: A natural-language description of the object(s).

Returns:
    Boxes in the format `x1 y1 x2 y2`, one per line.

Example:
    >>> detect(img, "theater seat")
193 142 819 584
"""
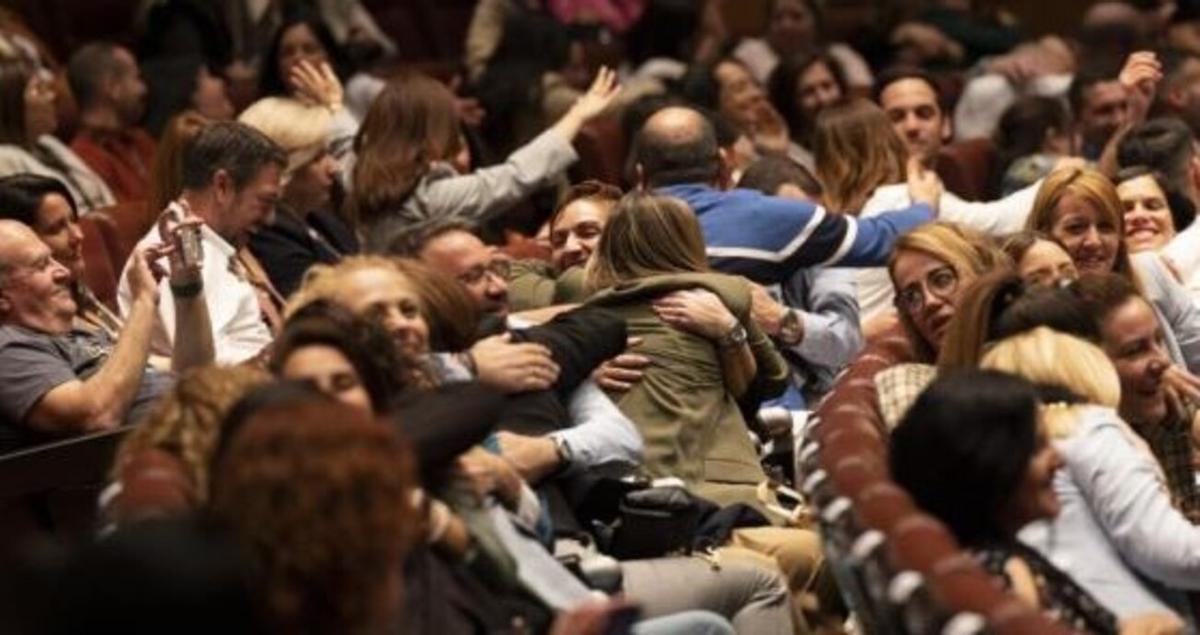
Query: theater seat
0 427 130 547
77 213 118 310
936 138 998 202
101 200 152 268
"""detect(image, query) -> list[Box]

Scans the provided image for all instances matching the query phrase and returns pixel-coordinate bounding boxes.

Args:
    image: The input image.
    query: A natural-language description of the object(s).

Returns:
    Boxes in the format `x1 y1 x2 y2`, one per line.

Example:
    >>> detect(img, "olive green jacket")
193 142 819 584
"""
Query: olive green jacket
507 261 588 311
586 272 789 509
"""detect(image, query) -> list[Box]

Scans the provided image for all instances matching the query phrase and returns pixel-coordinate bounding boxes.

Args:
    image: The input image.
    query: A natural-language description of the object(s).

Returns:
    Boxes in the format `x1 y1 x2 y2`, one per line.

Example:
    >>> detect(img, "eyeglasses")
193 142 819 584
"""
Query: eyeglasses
895 266 959 314
456 258 511 287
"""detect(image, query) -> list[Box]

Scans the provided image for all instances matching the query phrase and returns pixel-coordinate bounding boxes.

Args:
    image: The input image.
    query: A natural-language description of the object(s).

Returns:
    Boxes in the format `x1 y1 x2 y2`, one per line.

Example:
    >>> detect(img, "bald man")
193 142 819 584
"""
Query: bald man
0 220 169 450
630 106 939 285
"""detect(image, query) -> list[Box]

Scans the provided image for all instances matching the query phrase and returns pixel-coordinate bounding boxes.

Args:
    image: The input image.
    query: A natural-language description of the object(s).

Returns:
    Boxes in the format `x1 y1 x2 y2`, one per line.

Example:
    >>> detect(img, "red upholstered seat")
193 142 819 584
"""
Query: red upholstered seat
77 213 118 310
936 138 998 202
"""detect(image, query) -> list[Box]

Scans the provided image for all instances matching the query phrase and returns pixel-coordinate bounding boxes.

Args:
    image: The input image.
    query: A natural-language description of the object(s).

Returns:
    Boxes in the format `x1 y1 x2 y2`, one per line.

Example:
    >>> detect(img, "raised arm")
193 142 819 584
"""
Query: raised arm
418 68 620 223
26 249 160 432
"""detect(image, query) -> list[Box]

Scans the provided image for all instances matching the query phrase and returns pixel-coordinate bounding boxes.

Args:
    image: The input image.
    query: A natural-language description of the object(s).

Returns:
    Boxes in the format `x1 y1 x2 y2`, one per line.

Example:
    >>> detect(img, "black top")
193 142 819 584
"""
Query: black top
248 207 359 298
976 539 1118 634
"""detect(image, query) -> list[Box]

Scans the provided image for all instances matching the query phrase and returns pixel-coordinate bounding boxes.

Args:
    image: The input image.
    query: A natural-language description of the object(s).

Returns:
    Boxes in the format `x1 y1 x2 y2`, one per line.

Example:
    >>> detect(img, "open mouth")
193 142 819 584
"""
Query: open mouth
1075 254 1110 272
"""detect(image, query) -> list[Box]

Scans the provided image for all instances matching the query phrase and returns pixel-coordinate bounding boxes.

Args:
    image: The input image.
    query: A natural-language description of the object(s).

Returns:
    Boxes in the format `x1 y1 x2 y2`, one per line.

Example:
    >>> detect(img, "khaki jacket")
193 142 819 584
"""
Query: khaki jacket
587 272 788 509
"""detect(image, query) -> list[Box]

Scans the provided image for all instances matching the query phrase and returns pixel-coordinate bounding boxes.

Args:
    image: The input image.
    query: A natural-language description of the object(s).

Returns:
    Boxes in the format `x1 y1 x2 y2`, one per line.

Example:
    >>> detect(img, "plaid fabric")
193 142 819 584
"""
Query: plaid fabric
874 364 938 431
1140 408 1200 524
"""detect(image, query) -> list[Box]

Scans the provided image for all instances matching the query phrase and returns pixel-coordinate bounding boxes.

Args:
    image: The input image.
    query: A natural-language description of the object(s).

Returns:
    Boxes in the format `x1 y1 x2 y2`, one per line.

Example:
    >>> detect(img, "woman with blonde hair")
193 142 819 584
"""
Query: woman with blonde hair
100 365 271 529
239 96 357 297
1026 166 1200 372
812 98 1045 321
814 221 1008 435
980 327 1198 629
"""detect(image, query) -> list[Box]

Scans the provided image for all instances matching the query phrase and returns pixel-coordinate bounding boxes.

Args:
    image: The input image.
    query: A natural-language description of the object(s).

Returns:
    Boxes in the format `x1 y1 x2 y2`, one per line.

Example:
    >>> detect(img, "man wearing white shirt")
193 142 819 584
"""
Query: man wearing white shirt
118 122 285 364
850 78 1047 321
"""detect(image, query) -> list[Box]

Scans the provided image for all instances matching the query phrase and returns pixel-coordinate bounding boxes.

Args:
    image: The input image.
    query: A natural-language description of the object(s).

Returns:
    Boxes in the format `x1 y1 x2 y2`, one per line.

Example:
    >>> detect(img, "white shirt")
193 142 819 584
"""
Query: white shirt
732 38 874 89
953 72 1072 142
851 181 1042 320
117 223 272 365
1161 222 1200 305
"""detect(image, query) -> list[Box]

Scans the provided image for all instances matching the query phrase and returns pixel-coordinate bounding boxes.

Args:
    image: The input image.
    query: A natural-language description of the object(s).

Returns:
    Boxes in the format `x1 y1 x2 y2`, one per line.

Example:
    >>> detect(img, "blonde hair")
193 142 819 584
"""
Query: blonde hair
285 255 404 319
585 192 709 292
112 365 271 501
1026 166 1135 281
238 96 331 180
813 98 908 214
288 255 480 352
887 222 1011 360
981 327 1121 436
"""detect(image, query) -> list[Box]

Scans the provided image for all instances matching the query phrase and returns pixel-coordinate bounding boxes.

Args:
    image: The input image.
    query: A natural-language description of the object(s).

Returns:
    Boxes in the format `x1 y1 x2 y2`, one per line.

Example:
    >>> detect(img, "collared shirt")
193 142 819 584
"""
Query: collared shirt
70 127 156 204
1020 405 1200 618
118 223 272 365
774 266 863 406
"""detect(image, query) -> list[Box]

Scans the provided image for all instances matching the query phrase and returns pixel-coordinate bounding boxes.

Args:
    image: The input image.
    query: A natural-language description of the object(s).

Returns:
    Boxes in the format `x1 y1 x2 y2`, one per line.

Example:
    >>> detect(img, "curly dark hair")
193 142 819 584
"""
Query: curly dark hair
210 400 417 634
270 299 423 413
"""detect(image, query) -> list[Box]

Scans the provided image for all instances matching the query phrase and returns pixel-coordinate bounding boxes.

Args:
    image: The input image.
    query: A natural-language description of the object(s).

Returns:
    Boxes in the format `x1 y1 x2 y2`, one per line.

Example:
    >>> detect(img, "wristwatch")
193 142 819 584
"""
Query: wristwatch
718 322 749 350
777 309 804 346
552 435 574 470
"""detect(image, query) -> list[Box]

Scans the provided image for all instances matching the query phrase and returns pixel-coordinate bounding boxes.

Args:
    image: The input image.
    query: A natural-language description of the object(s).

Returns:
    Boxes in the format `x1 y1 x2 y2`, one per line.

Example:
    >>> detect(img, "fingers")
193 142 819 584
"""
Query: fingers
595 368 640 392
611 352 652 369
906 155 925 181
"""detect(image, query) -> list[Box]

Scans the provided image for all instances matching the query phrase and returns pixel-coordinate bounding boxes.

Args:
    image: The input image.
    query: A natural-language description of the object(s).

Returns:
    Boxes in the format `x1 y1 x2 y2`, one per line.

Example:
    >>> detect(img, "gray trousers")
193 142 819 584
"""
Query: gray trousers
621 549 797 635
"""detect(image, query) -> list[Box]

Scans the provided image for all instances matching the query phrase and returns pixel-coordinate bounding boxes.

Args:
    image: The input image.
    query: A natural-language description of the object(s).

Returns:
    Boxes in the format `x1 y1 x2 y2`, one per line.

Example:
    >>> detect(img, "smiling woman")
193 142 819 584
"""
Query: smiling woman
1115 167 1194 255
1026 166 1200 373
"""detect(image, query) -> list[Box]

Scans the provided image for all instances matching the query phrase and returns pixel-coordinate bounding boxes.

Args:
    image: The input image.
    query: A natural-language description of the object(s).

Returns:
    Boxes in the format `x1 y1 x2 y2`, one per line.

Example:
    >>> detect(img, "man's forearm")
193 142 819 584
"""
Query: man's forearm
170 293 215 372
84 295 157 423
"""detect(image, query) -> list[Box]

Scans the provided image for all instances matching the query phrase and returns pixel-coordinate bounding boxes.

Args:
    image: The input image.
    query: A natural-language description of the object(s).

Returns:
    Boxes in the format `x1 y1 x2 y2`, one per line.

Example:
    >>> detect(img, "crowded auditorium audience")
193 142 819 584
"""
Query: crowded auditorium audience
13 2 1200 634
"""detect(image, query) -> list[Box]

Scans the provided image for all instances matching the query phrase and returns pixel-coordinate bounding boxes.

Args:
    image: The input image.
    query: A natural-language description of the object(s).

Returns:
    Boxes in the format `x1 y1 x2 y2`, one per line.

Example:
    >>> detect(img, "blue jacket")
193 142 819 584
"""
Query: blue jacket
660 184 934 284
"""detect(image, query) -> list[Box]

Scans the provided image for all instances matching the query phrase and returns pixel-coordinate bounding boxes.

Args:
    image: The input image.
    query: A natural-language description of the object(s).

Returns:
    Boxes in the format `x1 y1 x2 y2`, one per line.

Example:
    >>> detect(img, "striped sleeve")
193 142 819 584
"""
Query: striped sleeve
706 203 932 283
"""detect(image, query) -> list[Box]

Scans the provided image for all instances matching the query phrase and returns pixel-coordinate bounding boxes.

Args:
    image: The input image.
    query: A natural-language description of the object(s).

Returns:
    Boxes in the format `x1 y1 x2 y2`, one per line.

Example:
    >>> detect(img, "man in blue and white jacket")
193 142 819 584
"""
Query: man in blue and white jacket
629 106 942 286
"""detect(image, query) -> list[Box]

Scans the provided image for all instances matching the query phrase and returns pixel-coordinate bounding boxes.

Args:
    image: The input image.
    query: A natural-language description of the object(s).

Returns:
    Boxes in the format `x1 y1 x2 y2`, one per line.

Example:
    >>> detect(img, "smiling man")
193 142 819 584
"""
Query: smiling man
0 221 170 450
119 122 286 364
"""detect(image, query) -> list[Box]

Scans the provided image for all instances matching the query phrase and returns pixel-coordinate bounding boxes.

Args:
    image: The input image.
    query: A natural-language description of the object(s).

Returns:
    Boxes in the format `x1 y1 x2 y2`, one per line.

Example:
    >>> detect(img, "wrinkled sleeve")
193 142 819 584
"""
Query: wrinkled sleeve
1064 418 1200 589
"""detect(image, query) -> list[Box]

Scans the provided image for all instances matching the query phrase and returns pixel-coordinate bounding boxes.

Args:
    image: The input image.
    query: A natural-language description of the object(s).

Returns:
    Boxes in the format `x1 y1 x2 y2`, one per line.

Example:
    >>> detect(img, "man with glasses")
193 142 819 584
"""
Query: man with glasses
415 223 515 321
385 218 645 489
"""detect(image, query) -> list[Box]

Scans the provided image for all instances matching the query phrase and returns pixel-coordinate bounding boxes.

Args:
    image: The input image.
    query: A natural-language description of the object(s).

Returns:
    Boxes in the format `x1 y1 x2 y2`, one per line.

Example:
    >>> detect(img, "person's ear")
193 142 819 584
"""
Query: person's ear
634 162 647 191
0 289 12 315
940 114 952 143
212 169 233 205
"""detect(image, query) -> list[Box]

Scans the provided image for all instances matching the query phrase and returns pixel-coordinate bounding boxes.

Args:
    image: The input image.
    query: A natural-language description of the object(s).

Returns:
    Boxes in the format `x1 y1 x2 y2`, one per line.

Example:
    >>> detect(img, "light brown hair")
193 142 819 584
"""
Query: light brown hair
210 401 417 634
585 192 709 291
349 72 462 227
1026 166 1135 282
148 110 211 216
887 222 1011 361
813 98 908 214
111 364 271 502
289 255 480 352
